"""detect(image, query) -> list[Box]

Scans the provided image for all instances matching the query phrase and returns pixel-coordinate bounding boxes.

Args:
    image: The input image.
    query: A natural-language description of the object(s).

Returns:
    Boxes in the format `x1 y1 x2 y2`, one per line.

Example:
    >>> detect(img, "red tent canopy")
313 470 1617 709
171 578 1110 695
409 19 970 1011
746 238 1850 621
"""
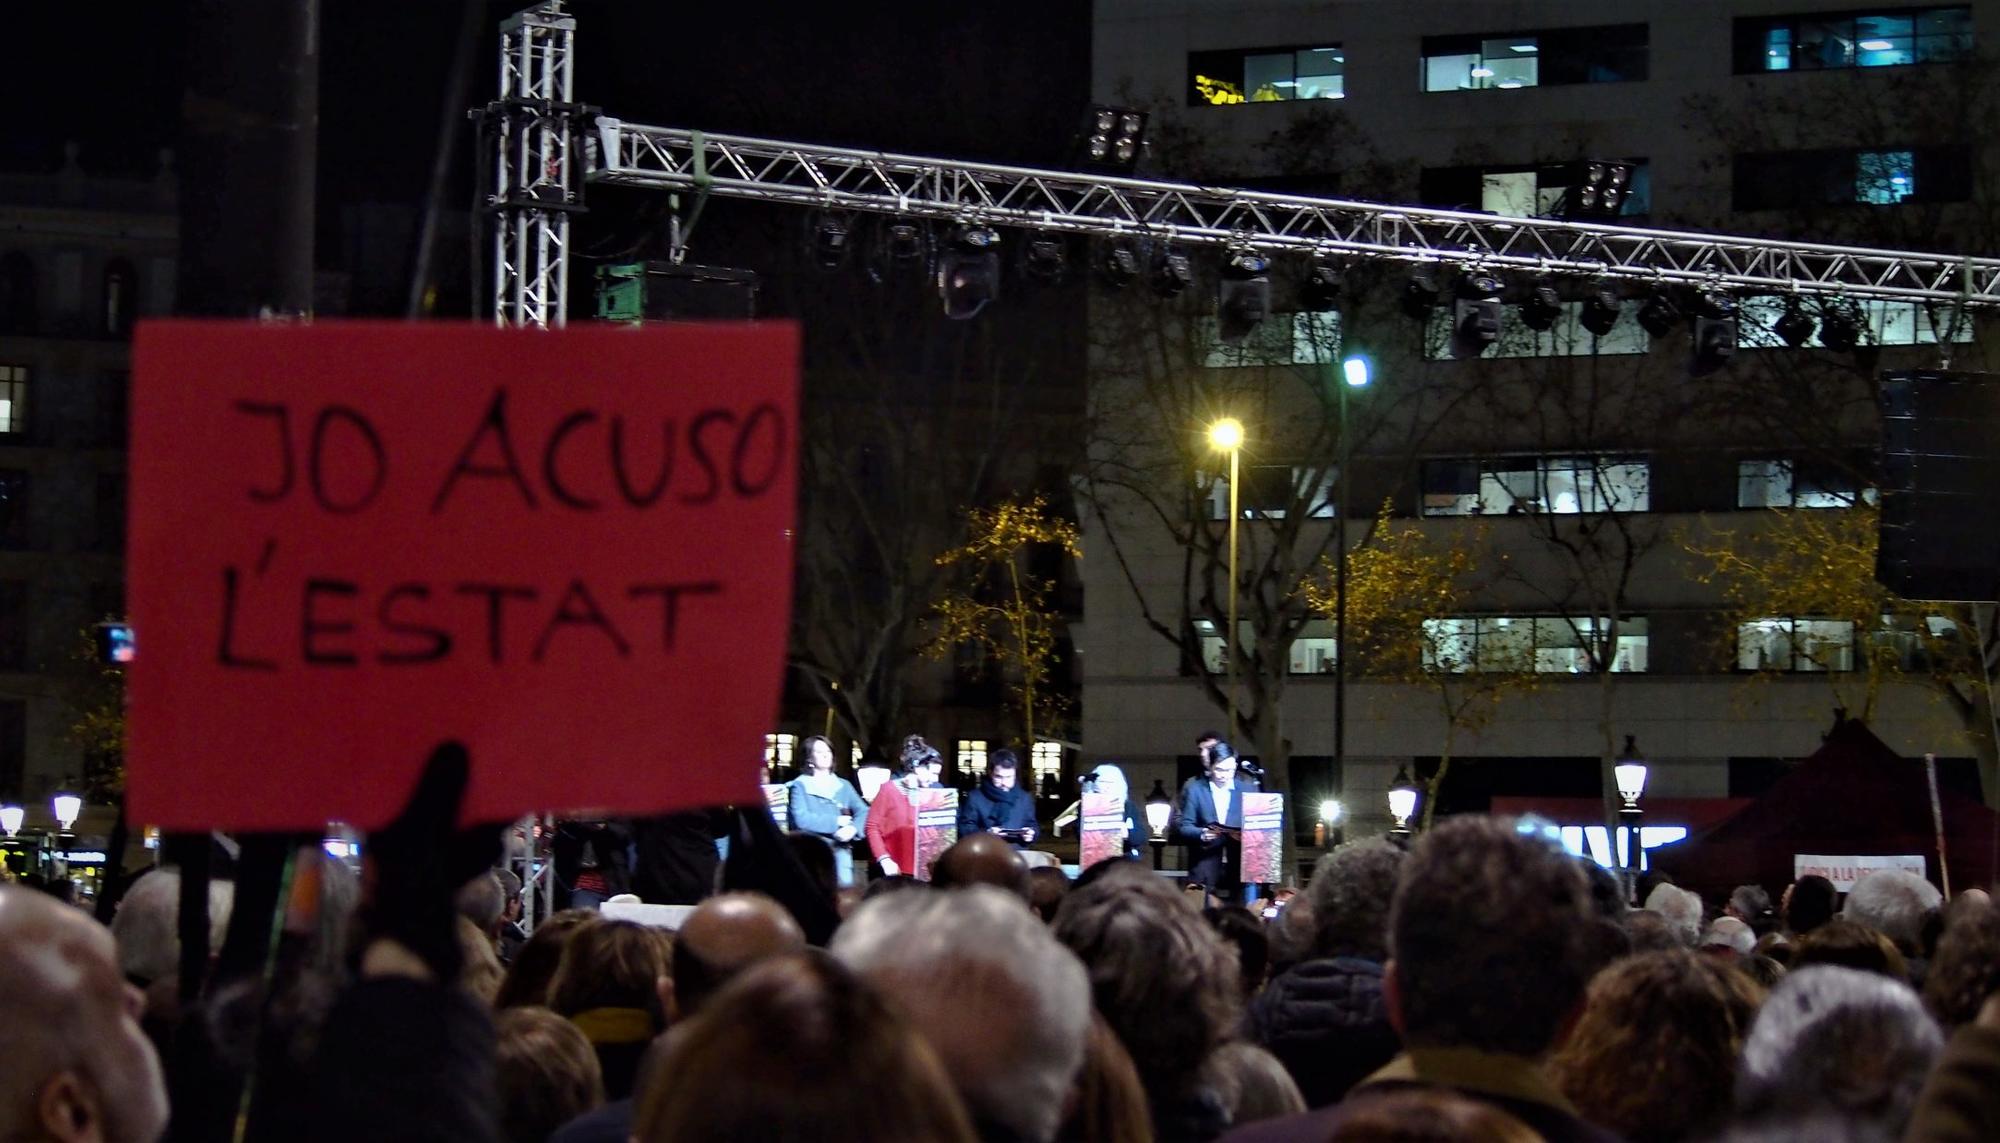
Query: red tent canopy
1649 718 2000 902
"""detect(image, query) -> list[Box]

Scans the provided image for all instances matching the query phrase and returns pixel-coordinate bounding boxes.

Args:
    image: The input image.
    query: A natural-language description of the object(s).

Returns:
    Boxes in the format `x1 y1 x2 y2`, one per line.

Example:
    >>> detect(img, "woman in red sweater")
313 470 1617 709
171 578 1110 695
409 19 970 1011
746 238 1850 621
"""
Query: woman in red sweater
866 735 942 877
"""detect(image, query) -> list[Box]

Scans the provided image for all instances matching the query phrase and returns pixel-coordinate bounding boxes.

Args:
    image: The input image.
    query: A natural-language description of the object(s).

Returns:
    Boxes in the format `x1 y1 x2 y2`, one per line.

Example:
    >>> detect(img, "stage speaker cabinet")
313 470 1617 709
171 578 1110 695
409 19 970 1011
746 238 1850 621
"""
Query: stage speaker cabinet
593 261 760 323
1877 370 2000 602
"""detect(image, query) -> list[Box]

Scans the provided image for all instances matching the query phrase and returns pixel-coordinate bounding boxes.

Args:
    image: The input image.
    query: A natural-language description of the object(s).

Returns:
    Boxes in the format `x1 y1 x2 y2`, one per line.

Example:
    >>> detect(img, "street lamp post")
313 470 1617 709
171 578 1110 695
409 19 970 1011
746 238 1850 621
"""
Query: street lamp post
1335 355 1370 806
1209 417 1244 741
1614 735 1649 899
1387 764 1419 842
1145 779 1173 870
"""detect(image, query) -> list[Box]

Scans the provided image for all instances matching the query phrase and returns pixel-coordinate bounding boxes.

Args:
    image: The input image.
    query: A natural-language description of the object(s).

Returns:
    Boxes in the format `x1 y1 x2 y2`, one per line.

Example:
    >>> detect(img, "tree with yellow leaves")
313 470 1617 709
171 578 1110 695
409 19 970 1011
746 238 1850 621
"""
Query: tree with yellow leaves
930 495 1082 750
1308 505 1536 828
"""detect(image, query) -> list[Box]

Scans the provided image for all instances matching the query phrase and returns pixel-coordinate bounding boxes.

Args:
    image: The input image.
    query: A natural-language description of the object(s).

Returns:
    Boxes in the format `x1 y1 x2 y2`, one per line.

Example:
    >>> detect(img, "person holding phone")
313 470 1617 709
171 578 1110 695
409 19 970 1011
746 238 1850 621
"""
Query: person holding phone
787 735 869 889
957 748 1039 848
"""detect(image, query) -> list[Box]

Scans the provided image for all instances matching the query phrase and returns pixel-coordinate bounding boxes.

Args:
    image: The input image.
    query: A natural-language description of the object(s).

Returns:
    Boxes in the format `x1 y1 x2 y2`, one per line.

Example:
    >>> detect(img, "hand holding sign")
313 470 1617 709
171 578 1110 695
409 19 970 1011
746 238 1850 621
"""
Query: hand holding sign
127 322 798 831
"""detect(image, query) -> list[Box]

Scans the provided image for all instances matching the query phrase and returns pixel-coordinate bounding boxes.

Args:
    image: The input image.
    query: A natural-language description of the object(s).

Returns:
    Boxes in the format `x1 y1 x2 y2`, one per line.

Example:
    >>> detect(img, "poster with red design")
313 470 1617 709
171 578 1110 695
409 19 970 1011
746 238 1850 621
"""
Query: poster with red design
1240 793 1285 886
763 783 791 831
911 787 960 881
1079 792 1127 869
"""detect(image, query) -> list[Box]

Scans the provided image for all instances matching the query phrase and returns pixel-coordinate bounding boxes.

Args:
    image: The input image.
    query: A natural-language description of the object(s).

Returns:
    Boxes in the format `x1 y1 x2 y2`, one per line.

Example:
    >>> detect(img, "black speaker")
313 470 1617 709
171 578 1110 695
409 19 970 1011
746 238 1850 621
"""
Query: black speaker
594 262 760 322
1877 370 2000 601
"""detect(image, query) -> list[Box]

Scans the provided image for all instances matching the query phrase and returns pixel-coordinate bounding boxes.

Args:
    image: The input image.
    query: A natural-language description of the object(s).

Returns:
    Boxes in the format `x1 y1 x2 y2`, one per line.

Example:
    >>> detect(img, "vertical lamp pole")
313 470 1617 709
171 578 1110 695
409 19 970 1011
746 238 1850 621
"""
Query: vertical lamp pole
1614 735 1649 901
1209 418 1244 740
1336 355 1371 798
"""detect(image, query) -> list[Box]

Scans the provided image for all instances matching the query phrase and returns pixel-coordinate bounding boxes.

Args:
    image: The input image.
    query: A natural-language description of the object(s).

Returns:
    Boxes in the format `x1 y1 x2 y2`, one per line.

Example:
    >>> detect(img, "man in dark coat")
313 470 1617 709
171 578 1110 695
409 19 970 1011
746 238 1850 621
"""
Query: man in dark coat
1173 740 1258 905
958 748 1039 847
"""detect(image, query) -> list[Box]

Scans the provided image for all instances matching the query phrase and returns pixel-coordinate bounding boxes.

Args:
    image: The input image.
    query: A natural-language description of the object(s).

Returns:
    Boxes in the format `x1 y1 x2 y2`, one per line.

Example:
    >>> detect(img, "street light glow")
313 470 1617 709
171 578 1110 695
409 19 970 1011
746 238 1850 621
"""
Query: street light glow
1208 417 1244 451
1319 799 1342 823
1342 355 1371 388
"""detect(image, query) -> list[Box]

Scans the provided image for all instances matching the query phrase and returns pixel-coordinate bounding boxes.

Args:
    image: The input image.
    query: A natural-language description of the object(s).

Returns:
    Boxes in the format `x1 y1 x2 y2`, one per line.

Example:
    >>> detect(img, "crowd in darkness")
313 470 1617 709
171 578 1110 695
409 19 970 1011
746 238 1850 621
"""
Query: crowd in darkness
5 743 2000 1143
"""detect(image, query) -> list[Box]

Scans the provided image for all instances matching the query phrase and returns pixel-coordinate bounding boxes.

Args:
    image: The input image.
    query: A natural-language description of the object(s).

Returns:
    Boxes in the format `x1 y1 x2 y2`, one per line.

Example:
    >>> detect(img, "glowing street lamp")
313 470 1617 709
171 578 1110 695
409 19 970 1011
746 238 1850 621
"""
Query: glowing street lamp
1387 765 1420 839
1615 735 1648 879
51 791 82 832
1208 417 1244 739
0 804 22 837
1315 798 1343 847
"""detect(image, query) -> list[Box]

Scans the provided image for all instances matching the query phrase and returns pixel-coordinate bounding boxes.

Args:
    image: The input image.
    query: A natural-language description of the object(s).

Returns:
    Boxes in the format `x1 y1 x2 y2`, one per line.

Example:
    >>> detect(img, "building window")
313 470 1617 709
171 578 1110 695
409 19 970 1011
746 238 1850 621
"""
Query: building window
763 732 796 771
1189 45 1345 105
1738 617 1856 671
1736 296 1974 348
0 700 21 798
1197 618 1339 675
1737 459 1877 508
958 739 989 777
103 259 137 338
1735 8 1972 72
1201 310 1341 368
1419 161 1652 218
1872 614 1960 671
1204 464 1337 520
1030 741 1063 789
1421 24 1647 92
0 581 22 671
1421 616 1648 673
0 471 28 550
0 253 33 335
1422 456 1650 516
1421 299 1650 359
0 366 25 437
95 473 126 553
1733 146 1971 210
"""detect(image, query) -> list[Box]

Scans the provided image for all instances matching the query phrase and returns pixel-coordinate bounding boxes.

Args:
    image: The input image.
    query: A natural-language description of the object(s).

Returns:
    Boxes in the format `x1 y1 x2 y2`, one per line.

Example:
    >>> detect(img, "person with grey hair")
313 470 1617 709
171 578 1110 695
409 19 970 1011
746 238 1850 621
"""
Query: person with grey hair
1643 882 1704 948
1244 839 1403 1107
1736 965 1942 1136
1844 868 1942 957
110 866 236 990
833 883 1089 1143
1729 884 1776 935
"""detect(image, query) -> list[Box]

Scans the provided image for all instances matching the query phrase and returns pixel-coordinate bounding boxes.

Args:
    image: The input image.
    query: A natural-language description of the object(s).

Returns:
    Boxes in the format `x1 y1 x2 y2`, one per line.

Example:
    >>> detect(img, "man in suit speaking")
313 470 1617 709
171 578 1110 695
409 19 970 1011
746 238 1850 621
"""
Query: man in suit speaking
1174 740 1260 906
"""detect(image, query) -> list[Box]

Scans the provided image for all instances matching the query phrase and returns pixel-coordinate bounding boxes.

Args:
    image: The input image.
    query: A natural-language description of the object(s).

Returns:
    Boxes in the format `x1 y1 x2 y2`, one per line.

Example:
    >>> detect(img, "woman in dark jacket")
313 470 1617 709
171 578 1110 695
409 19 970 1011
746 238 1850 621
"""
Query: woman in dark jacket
957 748 1039 845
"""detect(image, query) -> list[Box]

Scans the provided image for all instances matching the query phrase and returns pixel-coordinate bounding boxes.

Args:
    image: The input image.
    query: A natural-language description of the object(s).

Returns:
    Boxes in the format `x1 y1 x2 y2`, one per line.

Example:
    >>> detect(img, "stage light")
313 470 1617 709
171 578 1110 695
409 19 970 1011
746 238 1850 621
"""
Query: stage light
1819 300 1862 352
937 224 1001 320
1451 272 1504 358
1580 287 1623 336
812 216 850 271
1690 290 1738 376
1023 236 1068 284
1400 273 1441 321
1301 258 1342 310
1773 300 1816 348
1098 239 1140 288
1561 159 1636 221
1521 278 1563 331
1218 250 1271 343
1636 290 1681 338
884 222 928 265
1078 105 1148 173
1152 247 1193 297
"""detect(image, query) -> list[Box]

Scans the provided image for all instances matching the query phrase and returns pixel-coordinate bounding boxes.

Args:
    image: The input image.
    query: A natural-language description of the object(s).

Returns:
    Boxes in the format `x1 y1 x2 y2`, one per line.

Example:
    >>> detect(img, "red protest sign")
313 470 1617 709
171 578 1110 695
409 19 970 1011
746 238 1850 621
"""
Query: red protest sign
126 321 797 831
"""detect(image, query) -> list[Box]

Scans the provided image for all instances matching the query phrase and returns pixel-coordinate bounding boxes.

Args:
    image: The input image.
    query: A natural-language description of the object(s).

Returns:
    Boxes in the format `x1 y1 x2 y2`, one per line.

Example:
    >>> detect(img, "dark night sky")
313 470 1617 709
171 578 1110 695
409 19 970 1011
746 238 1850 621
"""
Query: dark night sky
15 1 1090 293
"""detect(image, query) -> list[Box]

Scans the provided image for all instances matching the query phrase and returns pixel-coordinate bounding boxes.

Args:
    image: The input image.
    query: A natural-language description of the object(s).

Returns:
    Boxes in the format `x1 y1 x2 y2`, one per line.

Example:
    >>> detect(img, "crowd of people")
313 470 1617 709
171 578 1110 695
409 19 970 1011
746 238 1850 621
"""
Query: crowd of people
5 737 2000 1143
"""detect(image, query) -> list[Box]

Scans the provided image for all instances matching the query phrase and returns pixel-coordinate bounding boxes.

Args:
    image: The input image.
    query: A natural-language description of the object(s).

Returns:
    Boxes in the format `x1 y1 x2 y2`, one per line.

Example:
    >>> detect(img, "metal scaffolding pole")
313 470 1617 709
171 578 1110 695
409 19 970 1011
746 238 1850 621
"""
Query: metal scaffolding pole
485 1 583 328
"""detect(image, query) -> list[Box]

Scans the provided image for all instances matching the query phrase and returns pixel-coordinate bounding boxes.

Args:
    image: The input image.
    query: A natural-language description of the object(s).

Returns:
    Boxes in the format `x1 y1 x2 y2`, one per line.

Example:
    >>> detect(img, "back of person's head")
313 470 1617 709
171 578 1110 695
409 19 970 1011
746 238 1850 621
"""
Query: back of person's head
1305 838 1403 960
932 832 1030 897
1740 953 1789 992
1731 884 1775 928
833 884 1088 1143
1702 916 1758 956
1642 882 1704 947
670 891 806 1019
459 914 506 1004
110 867 235 987
546 918 673 1025
1792 918 1907 981
1623 908 1684 954
1786 875 1838 935
1843 869 1942 953
1200 1040 1306 1128
1579 858 1629 921
1203 906 1270 995
633 951 977 1143
1548 949 1765 1141
1921 899 2000 1029
1387 815 1595 1057
495 909 598 1009
782 831 839 905
861 873 929 901
492 866 523 912
1028 866 1070 923
1057 1011 1153 1143
1326 1087 1544 1142
1737 965 1941 1135
494 1006 604 1143
1053 860 1240 1097
455 869 506 932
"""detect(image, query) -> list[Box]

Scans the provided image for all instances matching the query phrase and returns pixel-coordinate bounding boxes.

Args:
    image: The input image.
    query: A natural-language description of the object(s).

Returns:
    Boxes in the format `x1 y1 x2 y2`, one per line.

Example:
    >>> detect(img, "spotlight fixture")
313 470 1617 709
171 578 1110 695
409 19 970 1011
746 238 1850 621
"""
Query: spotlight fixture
1579 287 1623 337
937 224 1001 320
1077 104 1148 173
1521 278 1564 332
1218 250 1272 342
1818 300 1862 352
811 215 851 271
1451 272 1504 358
1023 235 1069 284
1151 247 1193 297
1560 159 1636 220
1097 239 1141 289
1400 273 1442 321
1773 299 1816 348
1636 290 1681 338
1301 258 1342 310
1690 289 1738 376
883 222 928 264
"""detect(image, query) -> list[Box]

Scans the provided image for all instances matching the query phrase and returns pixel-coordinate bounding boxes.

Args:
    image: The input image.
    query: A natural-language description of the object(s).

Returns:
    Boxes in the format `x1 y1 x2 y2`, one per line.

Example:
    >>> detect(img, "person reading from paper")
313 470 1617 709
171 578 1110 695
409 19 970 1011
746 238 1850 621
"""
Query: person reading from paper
958 748 1039 848
1175 740 1258 907
866 735 941 878
787 735 869 889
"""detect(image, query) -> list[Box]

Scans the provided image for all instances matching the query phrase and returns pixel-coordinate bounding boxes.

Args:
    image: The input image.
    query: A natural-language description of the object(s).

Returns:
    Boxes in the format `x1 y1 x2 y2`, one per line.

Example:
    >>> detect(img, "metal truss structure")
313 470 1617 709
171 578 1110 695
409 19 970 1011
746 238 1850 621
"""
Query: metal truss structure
487 1 2000 329
483 2 582 328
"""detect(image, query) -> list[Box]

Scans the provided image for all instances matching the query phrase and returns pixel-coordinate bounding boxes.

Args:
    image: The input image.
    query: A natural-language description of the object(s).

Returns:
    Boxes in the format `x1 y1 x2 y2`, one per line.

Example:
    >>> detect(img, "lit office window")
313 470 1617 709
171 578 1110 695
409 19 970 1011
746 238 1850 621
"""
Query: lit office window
1736 8 1972 72
1203 464 1338 521
1422 457 1650 516
1201 310 1342 368
1736 459 1877 508
1421 25 1647 92
1421 616 1648 673
1737 296 1975 348
1737 618 1856 672
1189 45 1345 105
1030 741 1064 789
958 739 989 777
764 733 797 770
